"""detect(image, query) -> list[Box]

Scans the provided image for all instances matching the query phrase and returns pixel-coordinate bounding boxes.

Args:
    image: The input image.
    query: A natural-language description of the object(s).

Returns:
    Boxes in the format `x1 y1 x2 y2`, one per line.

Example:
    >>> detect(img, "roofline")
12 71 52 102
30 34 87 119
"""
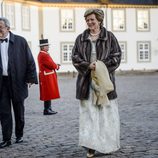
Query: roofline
4 0 158 8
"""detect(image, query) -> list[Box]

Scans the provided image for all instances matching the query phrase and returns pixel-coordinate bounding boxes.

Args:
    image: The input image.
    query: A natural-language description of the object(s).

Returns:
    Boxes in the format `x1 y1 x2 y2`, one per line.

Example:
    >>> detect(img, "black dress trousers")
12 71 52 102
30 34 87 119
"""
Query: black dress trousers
0 76 12 141
0 76 25 140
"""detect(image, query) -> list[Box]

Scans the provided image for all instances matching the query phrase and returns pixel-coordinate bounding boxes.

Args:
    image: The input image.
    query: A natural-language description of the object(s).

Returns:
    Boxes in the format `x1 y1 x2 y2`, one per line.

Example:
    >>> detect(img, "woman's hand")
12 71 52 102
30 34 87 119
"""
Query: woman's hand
89 61 96 70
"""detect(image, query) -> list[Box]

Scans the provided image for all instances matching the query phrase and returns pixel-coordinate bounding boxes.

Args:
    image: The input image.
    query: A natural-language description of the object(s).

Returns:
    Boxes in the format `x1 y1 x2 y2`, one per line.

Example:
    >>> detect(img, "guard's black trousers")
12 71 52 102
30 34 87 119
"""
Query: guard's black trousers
0 76 24 141
44 100 51 110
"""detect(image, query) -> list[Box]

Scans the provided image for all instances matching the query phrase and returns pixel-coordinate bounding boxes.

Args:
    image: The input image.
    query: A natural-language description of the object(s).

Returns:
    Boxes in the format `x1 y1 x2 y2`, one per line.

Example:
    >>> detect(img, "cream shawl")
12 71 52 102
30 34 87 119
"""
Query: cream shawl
91 60 114 106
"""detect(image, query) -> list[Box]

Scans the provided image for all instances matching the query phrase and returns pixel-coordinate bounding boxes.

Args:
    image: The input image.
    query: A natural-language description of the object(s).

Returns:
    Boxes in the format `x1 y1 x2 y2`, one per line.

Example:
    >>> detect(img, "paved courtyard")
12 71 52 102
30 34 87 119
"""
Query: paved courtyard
0 73 158 158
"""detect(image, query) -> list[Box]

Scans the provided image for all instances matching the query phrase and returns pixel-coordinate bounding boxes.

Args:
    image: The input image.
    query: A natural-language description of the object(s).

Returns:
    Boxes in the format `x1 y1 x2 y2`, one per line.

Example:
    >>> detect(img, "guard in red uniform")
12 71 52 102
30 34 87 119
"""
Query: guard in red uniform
38 39 60 115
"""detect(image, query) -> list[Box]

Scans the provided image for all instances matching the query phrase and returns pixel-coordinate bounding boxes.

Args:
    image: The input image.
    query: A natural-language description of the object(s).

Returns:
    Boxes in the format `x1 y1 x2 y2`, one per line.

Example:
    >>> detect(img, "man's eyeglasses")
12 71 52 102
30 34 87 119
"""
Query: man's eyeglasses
0 26 7 30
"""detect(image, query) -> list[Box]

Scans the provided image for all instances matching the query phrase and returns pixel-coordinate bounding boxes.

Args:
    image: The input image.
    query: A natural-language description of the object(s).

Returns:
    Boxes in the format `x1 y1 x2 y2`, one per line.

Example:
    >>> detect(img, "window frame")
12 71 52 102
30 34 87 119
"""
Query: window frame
136 9 150 32
21 4 31 31
59 9 75 32
111 8 126 32
137 41 151 62
60 42 74 64
119 41 127 63
5 2 15 30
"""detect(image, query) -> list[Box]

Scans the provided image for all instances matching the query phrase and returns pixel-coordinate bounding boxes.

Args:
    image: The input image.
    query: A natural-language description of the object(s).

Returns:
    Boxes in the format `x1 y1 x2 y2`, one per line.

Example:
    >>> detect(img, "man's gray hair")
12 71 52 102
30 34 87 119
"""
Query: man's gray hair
0 17 10 28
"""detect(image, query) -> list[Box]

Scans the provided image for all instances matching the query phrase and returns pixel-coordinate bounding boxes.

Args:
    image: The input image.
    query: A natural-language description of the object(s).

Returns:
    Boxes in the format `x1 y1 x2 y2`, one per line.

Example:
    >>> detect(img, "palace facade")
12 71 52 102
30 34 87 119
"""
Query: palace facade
0 0 158 72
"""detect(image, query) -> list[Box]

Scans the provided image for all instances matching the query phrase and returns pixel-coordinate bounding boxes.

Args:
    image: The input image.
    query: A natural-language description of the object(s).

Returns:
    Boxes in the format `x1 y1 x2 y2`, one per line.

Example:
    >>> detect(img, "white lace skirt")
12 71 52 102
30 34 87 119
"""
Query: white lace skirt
79 90 120 154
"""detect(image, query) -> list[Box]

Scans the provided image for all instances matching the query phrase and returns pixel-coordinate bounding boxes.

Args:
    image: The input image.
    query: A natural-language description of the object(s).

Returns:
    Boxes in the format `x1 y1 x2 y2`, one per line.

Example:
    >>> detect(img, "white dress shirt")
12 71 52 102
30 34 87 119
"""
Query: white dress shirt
0 33 10 76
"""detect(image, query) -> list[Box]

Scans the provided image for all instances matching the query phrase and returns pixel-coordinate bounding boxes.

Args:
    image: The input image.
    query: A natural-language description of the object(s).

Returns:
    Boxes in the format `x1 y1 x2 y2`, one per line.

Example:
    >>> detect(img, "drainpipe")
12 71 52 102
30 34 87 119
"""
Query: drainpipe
1 0 4 17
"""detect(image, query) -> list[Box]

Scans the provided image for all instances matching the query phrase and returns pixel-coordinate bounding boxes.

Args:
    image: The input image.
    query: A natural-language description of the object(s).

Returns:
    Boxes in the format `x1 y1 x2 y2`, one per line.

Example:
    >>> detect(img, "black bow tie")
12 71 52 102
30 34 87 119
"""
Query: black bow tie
0 38 8 43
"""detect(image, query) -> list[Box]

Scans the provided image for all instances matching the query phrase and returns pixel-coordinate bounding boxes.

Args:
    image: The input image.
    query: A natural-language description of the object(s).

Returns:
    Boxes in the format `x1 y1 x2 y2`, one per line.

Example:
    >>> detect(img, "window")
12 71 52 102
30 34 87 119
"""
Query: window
119 42 127 63
137 42 150 62
22 5 30 30
61 43 74 63
112 9 125 31
5 3 15 29
137 9 150 31
60 9 75 32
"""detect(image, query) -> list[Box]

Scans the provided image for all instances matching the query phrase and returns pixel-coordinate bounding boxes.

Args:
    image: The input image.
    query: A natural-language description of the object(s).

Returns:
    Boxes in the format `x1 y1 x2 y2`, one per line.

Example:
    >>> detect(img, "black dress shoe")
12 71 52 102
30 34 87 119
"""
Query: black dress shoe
0 140 11 148
49 108 58 114
15 137 23 143
50 110 58 114
43 109 57 115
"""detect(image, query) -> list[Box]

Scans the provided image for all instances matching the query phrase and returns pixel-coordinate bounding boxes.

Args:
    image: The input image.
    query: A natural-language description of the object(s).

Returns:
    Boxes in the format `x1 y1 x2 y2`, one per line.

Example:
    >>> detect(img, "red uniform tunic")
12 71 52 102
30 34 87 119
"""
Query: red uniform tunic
38 51 60 101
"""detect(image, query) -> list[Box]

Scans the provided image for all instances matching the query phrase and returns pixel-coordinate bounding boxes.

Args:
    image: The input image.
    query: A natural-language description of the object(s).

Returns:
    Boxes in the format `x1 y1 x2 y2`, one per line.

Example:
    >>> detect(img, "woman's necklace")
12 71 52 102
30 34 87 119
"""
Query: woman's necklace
90 31 100 36
90 30 100 41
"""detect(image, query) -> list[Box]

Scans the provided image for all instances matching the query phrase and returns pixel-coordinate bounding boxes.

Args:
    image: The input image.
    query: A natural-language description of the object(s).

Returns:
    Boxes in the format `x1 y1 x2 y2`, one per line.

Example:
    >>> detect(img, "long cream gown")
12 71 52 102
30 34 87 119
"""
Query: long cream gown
79 39 120 154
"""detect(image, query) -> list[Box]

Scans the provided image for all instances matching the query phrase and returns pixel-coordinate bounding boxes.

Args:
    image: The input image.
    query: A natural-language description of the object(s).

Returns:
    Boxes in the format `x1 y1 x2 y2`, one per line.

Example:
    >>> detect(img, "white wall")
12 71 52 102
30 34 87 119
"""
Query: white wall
2 1 158 72
11 3 39 70
42 7 86 73
109 8 158 71
45 7 158 72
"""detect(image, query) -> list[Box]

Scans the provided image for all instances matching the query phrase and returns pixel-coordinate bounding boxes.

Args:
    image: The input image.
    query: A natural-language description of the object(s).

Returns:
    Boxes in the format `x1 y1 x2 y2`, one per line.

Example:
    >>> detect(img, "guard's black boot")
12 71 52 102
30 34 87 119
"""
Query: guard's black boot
48 105 58 114
43 101 57 115
43 109 57 115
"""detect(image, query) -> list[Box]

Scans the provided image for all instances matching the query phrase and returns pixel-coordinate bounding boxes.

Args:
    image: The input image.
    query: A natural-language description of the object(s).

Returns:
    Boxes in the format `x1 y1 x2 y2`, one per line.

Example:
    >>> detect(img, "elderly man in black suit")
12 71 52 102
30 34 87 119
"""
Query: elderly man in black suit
0 17 38 148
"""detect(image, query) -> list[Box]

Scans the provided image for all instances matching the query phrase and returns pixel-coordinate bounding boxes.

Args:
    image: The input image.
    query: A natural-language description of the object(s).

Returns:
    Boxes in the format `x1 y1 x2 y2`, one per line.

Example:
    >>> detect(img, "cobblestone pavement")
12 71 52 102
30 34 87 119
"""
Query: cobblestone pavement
0 73 158 158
